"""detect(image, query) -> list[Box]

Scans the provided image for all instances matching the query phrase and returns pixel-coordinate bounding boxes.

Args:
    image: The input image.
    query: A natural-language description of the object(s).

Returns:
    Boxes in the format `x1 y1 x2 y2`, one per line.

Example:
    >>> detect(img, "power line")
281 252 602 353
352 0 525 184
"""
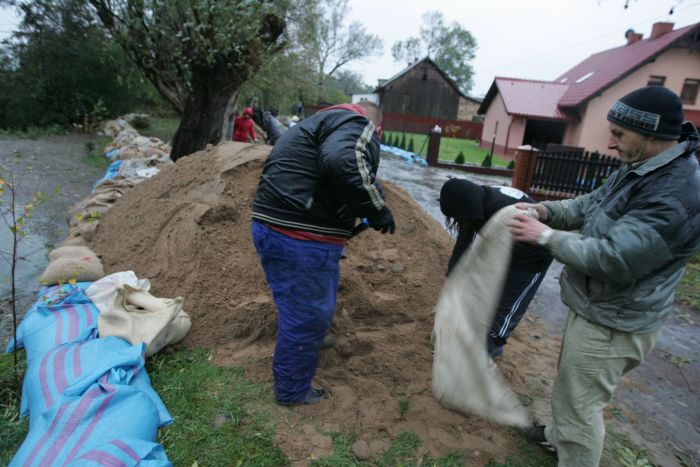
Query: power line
480 1 700 73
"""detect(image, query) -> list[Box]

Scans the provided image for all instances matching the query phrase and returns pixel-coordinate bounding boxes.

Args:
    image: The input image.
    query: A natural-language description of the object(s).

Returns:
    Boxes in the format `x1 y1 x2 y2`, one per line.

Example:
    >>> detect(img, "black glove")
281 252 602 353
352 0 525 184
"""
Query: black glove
367 206 396 234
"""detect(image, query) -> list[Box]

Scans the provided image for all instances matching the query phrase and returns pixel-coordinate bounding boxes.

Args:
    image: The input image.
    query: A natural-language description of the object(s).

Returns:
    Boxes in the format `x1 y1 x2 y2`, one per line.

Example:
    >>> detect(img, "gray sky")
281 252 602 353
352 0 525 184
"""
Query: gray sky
1 1 698 98
344 0 700 97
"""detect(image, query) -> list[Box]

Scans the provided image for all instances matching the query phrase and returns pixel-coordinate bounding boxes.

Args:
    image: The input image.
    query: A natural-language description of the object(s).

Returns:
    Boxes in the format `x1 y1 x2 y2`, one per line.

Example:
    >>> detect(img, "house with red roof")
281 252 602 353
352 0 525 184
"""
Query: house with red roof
478 21 700 157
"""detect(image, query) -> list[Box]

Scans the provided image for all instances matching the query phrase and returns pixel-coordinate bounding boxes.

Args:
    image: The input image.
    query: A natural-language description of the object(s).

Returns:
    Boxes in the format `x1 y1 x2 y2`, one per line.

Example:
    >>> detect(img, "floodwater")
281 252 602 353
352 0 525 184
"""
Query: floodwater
379 152 700 466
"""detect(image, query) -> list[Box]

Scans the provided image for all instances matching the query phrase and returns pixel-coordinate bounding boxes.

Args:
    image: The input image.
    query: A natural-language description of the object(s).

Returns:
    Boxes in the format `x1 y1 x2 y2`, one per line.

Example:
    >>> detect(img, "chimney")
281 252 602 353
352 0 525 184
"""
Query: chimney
650 22 674 40
625 29 643 45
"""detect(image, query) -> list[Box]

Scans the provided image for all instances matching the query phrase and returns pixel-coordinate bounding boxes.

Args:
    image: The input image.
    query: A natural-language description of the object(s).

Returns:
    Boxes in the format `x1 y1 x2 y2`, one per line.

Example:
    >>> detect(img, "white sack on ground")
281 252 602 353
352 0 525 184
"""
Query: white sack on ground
98 284 191 356
86 271 151 315
432 205 535 428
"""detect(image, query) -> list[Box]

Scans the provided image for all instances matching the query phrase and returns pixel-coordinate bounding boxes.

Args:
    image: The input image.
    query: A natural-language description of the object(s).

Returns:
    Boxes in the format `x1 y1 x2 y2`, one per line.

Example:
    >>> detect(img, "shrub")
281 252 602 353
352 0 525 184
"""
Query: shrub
455 151 466 164
407 137 415 153
130 114 151 130
400 133 406 149
507 160 515 170
481 153 493 167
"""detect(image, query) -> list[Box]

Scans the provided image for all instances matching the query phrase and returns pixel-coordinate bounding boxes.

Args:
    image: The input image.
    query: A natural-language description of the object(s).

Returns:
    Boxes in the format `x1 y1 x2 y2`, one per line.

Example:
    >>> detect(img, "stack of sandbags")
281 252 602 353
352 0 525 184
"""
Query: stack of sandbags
39 245 105 286
115 135 171 160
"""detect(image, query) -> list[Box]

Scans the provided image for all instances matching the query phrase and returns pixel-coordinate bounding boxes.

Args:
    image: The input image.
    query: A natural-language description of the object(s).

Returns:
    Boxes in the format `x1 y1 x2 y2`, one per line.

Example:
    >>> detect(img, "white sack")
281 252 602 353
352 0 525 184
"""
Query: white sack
432 205 536 428
86 271 151 315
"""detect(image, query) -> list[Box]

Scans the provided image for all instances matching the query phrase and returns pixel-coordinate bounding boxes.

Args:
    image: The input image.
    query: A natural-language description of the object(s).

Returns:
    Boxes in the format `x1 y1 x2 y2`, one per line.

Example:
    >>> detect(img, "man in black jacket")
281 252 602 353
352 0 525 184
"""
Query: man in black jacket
252 102 395 406
440 179 553 358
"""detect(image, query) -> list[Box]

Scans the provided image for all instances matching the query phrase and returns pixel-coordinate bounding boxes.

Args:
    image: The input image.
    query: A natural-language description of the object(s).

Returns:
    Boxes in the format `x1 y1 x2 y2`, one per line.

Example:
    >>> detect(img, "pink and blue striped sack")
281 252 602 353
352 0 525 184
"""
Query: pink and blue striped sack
21 335 172 429
65 438 170 466
10 376 168 466
7 287 100 364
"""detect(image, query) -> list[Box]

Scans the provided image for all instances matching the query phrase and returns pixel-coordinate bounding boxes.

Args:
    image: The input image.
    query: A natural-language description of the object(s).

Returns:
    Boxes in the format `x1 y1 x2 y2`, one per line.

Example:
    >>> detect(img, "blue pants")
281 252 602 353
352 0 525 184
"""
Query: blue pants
251 221 343 403
490 268 548 345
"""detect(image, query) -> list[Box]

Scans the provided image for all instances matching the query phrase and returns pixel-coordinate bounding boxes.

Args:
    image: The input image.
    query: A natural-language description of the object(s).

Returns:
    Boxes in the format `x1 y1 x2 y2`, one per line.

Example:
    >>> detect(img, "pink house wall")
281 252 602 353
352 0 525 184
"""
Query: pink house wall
566 47 700 154
480 93 526 156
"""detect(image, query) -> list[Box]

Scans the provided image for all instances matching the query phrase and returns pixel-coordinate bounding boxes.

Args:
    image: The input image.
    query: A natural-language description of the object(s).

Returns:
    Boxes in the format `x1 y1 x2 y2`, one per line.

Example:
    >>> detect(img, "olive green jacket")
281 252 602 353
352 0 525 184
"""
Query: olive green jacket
542 142 700 333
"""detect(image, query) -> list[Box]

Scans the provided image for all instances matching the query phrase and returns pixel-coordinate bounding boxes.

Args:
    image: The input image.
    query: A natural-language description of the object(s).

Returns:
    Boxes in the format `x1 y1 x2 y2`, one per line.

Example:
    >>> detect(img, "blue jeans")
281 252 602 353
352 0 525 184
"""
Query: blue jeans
251 221 343 403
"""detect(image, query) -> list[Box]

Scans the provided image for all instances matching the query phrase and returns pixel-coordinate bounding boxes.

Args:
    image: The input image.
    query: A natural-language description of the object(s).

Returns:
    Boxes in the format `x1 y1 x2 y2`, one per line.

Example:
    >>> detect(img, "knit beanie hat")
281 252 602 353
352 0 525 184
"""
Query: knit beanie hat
607 86 683 140
439 179 486 220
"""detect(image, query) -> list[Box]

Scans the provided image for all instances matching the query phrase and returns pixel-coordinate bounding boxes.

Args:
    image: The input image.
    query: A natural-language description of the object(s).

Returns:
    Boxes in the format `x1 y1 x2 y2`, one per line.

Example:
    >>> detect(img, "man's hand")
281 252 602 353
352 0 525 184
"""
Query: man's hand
367 206 396 234
514 202 549 222
508 214 550 245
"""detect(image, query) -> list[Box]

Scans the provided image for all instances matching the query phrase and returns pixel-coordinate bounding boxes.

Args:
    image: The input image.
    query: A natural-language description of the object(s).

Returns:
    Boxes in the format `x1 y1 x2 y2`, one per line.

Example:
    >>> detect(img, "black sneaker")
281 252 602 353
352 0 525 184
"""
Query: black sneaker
277 387 329 406
524 423 556 453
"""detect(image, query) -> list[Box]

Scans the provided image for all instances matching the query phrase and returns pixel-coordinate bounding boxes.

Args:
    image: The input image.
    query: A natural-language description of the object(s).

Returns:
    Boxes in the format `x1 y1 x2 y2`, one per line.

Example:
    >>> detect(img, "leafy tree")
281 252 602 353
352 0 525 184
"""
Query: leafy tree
304 0 382 101
88 0 289 160
0 0 151 130
481 153 493 168
391 11 477 93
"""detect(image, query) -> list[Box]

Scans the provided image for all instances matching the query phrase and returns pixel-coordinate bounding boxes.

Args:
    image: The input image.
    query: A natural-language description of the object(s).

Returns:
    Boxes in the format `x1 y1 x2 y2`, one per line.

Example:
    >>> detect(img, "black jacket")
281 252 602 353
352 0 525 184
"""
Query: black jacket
448 186 553 274
252 108 385 237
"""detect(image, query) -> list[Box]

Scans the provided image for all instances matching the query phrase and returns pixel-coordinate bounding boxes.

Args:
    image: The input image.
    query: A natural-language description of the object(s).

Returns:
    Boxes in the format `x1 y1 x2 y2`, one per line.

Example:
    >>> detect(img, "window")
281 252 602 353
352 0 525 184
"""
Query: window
647 75 665 86
681 79 699 105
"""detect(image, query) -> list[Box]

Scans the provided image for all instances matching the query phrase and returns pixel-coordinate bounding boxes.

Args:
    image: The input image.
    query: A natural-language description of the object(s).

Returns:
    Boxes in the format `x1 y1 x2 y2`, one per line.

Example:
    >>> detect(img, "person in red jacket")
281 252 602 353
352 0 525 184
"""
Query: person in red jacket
232 107 258 143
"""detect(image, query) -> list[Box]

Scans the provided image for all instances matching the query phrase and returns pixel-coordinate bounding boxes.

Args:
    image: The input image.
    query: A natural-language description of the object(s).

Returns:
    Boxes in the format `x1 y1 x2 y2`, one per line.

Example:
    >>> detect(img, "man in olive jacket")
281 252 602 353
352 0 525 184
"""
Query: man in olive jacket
509 86 700 466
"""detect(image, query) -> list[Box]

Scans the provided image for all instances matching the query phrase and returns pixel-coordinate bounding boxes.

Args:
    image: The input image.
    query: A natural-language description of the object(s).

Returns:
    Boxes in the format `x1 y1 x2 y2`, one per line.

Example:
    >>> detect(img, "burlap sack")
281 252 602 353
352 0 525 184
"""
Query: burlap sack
98 285 191 356
41 249 105 285
59 236 89 247
432 205 538 428
48 245 95 262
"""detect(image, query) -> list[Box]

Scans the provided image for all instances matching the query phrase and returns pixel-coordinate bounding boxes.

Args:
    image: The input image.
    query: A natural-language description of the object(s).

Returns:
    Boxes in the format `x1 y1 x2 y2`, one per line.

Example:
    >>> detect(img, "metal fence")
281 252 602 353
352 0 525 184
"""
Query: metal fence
529 150 622 198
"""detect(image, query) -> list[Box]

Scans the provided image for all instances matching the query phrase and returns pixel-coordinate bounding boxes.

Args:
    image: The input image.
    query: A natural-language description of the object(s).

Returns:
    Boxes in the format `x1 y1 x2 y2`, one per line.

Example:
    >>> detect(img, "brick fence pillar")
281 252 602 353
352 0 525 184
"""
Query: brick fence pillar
426 127 442 167
512 145 539 193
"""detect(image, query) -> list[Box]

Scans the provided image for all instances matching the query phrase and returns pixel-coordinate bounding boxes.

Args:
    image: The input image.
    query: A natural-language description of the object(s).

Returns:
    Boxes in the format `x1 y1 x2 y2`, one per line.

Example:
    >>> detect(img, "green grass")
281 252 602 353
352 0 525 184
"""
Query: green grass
485 431 557 467
139 116 180 144
0 352 28 466
383 130 509 167
147 349 287 466
601 430 656 467
312 431 467 466
83 135 113 170
676 252 700 312
0 124 67 139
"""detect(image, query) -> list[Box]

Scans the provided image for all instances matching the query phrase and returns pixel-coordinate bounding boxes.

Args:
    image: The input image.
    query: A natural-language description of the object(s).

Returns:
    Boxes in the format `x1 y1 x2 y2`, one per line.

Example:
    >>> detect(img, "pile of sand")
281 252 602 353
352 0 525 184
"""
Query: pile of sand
91 141 560 464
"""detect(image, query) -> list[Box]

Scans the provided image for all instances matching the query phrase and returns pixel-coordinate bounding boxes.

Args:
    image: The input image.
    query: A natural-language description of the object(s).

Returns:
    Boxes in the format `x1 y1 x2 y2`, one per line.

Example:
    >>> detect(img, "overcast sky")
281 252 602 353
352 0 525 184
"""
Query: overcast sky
344 0 700 97
1 1 698 98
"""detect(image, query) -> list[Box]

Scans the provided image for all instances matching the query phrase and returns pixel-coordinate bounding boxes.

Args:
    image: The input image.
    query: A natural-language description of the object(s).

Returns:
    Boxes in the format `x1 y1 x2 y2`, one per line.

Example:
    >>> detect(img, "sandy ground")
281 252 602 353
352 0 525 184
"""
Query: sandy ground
2 135 698 466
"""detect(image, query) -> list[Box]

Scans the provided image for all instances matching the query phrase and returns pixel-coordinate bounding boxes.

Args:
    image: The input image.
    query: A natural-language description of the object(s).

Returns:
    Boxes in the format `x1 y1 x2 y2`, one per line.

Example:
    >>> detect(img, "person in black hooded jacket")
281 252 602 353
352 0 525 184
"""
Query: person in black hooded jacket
440 178 553 358
252 101 395 406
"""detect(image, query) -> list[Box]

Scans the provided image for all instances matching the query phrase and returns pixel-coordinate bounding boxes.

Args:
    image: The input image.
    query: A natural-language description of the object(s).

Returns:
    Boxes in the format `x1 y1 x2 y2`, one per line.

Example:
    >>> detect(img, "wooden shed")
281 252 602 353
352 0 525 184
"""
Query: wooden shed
375 57 480 121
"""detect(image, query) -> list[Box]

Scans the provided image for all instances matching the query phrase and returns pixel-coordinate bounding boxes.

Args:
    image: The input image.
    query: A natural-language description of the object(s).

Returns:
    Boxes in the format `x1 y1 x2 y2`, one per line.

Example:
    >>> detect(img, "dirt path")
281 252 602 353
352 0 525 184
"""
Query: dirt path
0 134 106 346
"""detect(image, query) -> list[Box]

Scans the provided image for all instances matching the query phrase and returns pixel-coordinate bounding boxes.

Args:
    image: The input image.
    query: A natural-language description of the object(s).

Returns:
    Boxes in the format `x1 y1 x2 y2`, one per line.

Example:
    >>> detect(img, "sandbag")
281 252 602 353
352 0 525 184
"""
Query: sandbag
98 285 191 356
65 438 171 466
86 271 151 316
432 205 535 428
48 246 96 262
7 287 100 363
41 249 104 285
59 236 89 247
10 381 162 466
21 335 172 428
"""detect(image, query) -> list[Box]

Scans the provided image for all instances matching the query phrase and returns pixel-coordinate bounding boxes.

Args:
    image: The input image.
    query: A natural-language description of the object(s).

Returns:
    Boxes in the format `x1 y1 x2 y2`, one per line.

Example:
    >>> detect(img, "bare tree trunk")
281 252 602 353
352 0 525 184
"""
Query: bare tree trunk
170 62 243 161
221 90 240 142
